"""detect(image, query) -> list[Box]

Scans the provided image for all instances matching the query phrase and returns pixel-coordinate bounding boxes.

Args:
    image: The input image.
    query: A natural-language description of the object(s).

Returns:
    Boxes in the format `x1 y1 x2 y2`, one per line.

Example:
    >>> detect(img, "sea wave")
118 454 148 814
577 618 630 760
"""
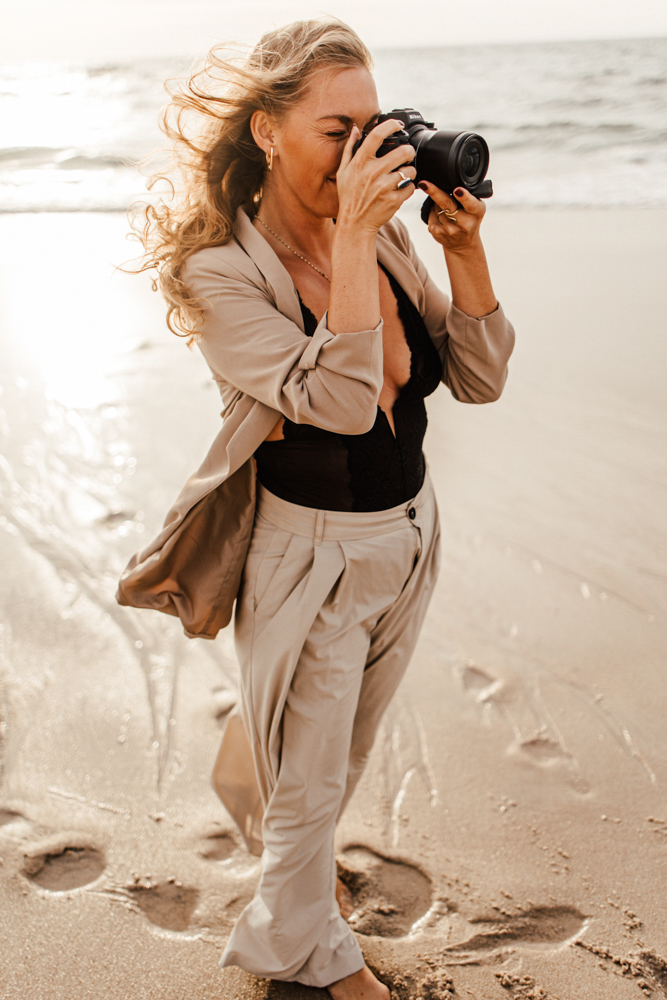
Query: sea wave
1 37 666 213
0 148 132 169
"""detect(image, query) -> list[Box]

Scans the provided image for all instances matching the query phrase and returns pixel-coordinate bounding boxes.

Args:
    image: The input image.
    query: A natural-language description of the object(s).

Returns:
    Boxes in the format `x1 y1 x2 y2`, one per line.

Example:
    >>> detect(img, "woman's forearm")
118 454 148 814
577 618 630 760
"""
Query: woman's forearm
444 238 498 319
327 223 380 335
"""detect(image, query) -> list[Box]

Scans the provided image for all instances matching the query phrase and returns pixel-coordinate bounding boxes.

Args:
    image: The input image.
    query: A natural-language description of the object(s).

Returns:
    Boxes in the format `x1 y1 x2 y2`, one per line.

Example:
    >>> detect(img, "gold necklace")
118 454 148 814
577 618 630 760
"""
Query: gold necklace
255 216 331 283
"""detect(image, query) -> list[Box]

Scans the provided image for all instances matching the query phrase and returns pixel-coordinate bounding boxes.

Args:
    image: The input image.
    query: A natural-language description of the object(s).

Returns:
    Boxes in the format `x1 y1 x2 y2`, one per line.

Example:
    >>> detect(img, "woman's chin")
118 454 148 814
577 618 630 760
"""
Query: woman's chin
321 179 339 217
296 181 338 219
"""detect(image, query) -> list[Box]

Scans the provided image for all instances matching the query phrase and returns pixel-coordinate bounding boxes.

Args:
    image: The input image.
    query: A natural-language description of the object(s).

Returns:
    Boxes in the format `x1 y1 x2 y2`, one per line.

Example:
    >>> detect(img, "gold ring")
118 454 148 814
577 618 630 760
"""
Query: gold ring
441 208 459 219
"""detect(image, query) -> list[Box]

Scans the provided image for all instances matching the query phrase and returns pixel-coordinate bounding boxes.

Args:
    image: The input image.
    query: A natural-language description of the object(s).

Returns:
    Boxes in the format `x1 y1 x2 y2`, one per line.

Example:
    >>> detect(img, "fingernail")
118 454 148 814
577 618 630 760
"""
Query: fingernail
417 182 428 191
454 187 465 197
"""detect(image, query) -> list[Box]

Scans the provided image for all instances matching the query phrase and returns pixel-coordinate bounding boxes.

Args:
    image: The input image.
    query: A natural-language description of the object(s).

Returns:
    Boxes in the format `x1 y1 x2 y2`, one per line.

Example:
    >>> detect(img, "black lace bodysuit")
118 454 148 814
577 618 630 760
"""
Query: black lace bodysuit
254 262 442 512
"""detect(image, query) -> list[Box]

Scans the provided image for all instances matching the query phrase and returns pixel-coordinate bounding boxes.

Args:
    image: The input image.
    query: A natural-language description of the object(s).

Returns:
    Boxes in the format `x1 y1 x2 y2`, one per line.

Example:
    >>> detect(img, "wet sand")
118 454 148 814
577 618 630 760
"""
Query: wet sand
0 208 665 999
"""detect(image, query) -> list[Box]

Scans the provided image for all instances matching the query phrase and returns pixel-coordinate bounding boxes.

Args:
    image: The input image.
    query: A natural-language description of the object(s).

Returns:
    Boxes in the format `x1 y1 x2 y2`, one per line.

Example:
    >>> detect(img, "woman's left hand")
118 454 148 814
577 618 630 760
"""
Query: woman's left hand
419 180 486 255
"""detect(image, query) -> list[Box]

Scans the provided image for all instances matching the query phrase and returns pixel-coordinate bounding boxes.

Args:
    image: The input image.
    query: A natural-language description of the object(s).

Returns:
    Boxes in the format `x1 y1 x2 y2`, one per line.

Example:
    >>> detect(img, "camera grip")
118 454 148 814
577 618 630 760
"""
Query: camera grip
419 181 494 226
420 196 436 225
469 179 493 199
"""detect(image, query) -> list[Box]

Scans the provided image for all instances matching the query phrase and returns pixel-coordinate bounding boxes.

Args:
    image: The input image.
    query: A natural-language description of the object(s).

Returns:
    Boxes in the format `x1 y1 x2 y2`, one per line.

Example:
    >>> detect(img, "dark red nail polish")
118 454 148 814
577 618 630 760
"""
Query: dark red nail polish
417 182 427 191
454 187 465 197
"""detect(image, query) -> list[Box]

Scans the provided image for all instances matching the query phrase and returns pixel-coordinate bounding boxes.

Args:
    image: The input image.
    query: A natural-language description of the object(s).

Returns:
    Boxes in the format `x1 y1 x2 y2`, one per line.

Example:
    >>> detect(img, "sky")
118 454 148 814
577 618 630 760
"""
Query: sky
3 0 667 63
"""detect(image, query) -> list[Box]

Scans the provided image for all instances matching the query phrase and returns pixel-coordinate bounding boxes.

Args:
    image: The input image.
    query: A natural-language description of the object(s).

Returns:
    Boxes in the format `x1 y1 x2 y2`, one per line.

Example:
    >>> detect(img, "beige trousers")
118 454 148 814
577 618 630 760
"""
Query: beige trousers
213 472 441 988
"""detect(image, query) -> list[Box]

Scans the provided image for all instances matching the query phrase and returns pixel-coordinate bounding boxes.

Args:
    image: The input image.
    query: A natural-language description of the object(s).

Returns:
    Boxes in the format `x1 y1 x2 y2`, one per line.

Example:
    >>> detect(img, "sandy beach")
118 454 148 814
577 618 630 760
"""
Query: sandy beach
0 206 665 1000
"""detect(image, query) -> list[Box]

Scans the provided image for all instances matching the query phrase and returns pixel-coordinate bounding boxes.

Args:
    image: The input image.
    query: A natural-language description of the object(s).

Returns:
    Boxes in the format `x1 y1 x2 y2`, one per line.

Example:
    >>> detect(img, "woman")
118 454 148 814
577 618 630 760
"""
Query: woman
118 17 515 1000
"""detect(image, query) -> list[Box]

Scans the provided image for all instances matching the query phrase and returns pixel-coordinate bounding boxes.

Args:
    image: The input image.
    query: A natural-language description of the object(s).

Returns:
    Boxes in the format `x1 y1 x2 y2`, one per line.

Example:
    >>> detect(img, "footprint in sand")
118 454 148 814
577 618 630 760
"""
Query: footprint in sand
0 809 21 827
2 812 105 891
126 880 200 932
459 665 503 702
444 905 587 961
211 686 237 724
199 830 238 861
458 666 577 776
22 842 106 891
337 846 432 938
514 734 569 764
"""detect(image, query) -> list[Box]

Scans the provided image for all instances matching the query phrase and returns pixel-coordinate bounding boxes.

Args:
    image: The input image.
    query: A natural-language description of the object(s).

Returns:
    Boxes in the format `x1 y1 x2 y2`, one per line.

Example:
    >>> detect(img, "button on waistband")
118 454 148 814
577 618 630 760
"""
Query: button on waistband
408 506 416 520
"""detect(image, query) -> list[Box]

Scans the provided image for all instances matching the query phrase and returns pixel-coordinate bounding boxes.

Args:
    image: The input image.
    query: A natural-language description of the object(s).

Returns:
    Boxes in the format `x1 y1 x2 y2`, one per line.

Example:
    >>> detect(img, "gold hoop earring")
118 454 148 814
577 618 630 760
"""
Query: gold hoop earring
266 147 274 171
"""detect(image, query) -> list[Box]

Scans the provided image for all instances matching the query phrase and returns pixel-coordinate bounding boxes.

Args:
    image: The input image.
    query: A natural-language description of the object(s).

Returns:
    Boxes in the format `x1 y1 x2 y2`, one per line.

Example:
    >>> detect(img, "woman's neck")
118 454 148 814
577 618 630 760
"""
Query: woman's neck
254 184 335 264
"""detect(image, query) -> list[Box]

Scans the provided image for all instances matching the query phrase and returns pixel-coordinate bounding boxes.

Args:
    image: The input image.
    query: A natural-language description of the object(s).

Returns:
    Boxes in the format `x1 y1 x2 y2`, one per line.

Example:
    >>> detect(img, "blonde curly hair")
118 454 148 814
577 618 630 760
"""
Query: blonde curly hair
131 18 373 345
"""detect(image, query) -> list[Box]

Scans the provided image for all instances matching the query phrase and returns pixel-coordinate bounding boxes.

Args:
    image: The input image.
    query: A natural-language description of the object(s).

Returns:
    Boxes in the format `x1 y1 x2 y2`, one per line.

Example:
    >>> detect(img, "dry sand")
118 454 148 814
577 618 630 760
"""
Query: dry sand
0 207 665 1000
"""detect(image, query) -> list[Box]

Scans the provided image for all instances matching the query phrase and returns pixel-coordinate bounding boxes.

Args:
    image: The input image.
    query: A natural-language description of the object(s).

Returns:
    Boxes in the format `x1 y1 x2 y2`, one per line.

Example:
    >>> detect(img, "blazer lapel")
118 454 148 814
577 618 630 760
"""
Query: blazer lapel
235 208 305 332
235 207 426 326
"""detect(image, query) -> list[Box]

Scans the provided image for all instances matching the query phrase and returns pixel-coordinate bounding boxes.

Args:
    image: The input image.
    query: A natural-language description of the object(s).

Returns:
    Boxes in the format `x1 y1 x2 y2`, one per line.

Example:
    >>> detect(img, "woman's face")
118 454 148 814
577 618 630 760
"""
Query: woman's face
265 65 381 218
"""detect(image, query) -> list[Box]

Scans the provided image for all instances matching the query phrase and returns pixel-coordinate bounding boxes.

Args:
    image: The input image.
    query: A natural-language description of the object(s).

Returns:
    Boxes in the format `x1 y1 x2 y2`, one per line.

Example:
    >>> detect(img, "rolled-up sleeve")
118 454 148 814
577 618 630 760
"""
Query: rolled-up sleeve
182 251 384 435
439 299 516 403
392 219 516 403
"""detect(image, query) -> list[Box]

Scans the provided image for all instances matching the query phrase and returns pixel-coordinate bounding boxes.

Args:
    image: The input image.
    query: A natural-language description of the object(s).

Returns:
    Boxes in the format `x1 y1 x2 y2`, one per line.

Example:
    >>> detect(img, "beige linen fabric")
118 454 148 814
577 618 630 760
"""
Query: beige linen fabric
116 208 515 638
215 472 440 988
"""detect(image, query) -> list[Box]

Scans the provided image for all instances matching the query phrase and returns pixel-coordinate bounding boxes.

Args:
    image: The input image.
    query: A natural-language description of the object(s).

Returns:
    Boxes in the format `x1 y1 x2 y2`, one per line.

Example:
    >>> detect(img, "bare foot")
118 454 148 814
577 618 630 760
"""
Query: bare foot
336 875 354 920
327 964 390 1000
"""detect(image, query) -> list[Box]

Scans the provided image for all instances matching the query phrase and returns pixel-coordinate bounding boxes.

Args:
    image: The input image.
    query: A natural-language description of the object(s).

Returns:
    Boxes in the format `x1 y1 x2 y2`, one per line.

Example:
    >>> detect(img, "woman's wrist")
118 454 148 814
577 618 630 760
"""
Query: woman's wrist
444 239 498 318
332 216 378 248
328 224 380 334
442 233 484 261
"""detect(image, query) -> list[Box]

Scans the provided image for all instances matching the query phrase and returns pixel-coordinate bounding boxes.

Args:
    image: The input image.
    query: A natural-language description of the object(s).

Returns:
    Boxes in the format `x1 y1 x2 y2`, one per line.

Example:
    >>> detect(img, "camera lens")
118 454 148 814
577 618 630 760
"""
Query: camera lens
414 129 489 194
461 142 481 180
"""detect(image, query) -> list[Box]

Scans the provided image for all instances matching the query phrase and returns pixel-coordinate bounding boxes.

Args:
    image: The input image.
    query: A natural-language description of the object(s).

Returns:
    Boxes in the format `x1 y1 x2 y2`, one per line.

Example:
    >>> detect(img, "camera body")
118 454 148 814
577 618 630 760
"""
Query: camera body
352 109 493 224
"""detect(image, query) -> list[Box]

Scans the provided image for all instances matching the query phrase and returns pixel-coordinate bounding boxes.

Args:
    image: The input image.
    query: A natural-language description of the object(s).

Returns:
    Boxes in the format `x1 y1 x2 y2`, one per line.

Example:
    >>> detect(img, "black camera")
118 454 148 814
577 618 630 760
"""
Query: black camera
352 109 492 224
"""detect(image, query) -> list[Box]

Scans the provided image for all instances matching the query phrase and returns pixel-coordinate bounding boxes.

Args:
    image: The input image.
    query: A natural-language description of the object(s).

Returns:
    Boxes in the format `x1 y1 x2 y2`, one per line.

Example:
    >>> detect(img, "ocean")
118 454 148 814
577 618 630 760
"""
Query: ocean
1 36 665 213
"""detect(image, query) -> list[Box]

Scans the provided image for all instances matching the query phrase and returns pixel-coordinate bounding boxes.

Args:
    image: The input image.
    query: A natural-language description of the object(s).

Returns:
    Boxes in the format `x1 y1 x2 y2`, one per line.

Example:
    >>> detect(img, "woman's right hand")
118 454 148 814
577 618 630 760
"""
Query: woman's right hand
328 120 414 337
334 119 416 235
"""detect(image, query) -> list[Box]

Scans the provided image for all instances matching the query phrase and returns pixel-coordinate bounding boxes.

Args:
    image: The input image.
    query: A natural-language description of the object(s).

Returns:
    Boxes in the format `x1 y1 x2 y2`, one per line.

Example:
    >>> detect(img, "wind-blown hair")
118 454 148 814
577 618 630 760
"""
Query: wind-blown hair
132 18 373 344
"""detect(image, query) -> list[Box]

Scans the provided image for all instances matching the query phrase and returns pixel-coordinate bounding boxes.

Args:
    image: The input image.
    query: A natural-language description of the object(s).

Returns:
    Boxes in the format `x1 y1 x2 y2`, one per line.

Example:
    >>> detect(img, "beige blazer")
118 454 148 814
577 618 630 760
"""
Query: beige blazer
116 207 515 638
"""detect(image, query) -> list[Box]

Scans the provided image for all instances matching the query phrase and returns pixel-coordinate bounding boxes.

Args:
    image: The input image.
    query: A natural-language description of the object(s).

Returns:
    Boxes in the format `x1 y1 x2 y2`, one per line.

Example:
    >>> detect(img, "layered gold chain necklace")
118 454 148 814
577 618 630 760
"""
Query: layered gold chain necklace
255 216 331 283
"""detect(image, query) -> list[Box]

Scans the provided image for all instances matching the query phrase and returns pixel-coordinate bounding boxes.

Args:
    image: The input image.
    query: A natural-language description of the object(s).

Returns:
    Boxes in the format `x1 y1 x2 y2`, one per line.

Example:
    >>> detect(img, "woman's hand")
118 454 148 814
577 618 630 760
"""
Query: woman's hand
419 180 486 256
328 121 415 337
419 180 498 318
334 119 416 236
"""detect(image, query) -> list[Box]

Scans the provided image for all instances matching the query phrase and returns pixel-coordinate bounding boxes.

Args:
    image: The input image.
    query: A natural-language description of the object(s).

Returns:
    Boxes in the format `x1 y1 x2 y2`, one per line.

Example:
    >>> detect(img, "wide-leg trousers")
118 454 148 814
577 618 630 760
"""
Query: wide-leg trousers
213 471 441 988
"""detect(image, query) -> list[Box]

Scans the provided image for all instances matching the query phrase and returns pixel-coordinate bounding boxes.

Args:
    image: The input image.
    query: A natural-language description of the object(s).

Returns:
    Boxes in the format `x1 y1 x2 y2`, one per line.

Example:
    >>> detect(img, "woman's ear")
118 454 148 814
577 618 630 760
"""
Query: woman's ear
250 110 274 156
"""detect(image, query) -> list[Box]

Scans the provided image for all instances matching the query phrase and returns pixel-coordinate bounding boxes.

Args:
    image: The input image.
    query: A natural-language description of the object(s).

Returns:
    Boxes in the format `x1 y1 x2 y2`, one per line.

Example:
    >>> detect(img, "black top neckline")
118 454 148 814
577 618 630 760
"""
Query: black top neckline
254 260 442 512
297 261 424 403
